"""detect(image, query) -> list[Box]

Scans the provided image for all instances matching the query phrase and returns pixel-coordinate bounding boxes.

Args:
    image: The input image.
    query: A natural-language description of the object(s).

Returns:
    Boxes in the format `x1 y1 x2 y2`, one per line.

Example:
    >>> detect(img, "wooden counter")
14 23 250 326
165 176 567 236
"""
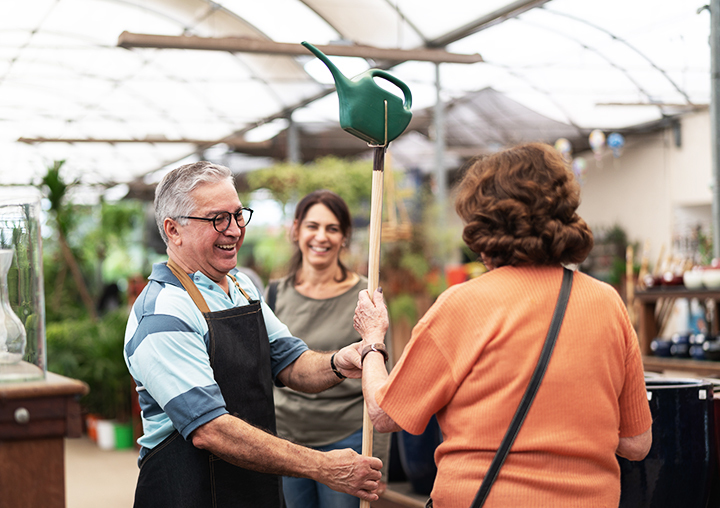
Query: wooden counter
0 372 89 508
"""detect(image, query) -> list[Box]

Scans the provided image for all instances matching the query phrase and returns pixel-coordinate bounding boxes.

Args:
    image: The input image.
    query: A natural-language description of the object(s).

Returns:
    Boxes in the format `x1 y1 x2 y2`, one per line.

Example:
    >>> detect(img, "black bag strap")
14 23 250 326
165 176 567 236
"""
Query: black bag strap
266 280 279 312
470 267 574 508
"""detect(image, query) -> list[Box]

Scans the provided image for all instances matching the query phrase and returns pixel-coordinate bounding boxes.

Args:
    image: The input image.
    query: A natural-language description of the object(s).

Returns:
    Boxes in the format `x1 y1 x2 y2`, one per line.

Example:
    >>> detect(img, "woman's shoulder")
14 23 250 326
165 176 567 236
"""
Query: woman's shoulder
573 269 626 305
266 274 294 299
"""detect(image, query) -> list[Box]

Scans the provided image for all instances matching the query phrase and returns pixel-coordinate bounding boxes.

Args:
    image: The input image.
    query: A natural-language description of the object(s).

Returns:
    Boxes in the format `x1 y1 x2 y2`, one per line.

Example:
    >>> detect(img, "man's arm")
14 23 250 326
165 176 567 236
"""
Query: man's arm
616 427 652 460
276 347 360 393
273 339 399 436
191 414 382 501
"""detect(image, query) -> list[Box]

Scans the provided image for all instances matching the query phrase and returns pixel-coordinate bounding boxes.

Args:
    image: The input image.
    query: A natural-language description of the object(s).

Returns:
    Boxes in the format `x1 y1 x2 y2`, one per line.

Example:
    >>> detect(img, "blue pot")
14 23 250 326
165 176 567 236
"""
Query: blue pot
670 333 691 358
618 378 716 508
397 415 442 496
650 338 672 357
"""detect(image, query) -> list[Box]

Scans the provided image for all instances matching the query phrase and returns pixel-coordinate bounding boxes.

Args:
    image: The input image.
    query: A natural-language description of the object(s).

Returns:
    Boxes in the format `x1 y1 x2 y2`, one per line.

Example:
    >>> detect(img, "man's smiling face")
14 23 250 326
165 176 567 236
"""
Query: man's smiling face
173 178 245 283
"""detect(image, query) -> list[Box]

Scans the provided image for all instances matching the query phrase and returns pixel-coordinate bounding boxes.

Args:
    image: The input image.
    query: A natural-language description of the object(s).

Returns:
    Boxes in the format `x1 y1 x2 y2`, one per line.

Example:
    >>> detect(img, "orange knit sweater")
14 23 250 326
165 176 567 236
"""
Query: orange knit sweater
377 265 652 508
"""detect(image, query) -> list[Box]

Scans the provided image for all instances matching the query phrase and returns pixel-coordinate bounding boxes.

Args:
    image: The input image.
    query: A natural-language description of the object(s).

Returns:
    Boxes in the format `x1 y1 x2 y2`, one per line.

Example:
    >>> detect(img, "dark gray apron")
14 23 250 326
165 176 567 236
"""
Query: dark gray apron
133 261 284 508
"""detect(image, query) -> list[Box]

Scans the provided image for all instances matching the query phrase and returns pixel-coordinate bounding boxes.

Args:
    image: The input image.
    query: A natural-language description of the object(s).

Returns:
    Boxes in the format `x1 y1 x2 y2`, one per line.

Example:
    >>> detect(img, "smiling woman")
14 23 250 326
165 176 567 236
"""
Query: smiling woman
266 189 391 508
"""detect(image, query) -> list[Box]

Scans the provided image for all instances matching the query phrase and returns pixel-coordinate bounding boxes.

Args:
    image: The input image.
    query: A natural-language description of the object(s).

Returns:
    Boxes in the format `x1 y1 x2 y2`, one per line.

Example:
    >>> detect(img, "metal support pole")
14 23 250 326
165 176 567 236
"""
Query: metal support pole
434 63 447 220
711 0 720 258
287 114 300 164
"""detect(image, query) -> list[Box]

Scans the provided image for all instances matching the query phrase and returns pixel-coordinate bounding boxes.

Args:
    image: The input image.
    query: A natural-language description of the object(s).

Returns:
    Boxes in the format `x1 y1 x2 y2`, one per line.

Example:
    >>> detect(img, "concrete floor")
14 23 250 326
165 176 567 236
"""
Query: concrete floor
63 436 427 508
64 436 139 508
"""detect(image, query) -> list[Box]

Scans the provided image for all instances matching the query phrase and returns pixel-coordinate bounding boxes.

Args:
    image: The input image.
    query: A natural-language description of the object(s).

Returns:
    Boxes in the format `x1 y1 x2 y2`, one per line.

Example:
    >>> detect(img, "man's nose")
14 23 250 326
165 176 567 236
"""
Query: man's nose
225 217 243 236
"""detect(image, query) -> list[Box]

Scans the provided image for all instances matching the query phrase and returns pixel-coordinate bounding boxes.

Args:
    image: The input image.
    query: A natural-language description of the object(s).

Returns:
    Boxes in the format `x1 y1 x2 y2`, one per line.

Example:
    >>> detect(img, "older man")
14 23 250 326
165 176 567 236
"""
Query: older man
124 161 380 507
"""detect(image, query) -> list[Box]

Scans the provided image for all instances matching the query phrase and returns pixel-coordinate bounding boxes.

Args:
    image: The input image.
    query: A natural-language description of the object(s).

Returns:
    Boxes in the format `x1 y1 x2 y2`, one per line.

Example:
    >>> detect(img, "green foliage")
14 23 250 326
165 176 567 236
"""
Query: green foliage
46 309 132 420
101 200 143 236
251 230 294 280
43 254 90 322
400 251 430 281
603 223 628 247
388 293 417 324
584 223 634 286
81 199 146 281
246 162 302 209
696 227 713 266
425 269 448 300
39 167 147 321
247 156 373 217
40 160 76 236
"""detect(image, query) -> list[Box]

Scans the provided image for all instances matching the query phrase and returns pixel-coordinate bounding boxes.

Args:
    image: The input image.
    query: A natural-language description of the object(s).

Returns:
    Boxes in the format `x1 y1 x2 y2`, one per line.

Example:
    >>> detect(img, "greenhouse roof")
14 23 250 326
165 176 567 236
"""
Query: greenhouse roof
0 0 711 193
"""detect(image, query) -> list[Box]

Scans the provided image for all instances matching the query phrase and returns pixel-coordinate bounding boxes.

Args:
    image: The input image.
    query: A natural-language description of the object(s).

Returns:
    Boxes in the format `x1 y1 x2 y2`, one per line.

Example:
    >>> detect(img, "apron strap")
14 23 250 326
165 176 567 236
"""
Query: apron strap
166 258 211 313
227 273 253 302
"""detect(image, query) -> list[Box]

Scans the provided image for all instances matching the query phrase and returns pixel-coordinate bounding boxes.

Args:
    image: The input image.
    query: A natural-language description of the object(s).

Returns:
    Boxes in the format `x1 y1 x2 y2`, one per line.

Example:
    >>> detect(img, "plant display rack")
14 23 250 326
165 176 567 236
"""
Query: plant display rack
636 288 720 377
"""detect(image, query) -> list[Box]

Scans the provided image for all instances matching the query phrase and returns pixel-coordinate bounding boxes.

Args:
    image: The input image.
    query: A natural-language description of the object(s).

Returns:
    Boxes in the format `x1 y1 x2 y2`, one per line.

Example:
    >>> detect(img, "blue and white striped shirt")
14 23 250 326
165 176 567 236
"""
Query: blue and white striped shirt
123 262 308 452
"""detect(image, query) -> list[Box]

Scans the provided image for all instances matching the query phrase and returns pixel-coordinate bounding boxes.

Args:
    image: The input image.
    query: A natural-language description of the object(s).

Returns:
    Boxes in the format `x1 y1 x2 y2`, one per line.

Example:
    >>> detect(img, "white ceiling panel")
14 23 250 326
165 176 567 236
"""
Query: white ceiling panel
0 0 711 186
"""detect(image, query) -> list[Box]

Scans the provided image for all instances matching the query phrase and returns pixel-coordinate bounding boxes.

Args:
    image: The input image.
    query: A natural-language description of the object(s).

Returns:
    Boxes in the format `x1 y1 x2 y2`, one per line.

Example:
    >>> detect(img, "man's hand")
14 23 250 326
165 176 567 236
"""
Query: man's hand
317 448 383 502
332 342 363 379
193 415 384 500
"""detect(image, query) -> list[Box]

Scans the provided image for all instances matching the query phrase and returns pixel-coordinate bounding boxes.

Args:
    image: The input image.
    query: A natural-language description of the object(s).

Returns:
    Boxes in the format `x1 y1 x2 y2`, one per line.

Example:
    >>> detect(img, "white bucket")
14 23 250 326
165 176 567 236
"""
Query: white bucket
96 419 116 450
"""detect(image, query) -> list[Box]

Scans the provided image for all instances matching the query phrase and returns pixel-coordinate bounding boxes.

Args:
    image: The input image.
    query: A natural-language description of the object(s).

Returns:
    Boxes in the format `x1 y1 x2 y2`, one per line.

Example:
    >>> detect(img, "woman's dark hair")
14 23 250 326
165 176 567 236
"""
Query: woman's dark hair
288 189 353 282
455 142 594 268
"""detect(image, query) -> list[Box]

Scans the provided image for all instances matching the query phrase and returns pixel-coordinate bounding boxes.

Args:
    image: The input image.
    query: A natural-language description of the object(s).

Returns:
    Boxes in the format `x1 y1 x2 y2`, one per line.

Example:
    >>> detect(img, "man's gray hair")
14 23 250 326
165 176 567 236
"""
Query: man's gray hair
154 161 235 245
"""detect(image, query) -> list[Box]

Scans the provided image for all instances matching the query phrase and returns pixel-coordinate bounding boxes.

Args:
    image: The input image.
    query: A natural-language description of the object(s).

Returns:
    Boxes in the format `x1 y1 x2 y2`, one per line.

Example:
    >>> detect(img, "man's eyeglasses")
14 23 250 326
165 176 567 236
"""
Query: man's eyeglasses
179 208 253 233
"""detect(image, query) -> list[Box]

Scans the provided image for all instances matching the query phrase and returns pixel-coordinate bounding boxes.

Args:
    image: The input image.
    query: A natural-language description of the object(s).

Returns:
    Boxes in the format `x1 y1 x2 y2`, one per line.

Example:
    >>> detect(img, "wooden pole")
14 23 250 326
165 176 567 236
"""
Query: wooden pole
361 146 385 508
626 245 636 326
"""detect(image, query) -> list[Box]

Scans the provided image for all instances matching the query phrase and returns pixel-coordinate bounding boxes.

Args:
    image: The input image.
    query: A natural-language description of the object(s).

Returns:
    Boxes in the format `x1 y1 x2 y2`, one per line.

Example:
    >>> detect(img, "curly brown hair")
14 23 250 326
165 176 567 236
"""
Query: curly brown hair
455 142 594 268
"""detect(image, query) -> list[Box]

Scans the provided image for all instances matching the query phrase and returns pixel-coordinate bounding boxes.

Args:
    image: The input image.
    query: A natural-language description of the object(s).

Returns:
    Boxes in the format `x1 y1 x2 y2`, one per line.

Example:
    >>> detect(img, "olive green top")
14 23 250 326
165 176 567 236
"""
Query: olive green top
268 275 390 464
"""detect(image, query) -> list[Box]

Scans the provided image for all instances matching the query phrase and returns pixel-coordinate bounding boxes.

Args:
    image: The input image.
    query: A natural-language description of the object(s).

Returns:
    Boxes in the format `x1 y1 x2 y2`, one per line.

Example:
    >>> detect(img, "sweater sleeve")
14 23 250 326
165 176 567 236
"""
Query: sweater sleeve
376 317 457 435
617 303 653 437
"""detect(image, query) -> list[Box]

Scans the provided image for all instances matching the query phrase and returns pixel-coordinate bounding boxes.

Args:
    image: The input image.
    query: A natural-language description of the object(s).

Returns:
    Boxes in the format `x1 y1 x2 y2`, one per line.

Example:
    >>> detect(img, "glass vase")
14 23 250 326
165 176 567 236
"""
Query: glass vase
0 248 26 363
0 188 45 382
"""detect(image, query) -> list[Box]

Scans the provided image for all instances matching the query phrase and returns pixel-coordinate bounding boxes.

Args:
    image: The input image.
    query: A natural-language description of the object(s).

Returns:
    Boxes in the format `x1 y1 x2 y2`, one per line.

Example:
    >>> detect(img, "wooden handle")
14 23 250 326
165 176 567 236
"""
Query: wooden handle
367 153 385 294
361 148 385 508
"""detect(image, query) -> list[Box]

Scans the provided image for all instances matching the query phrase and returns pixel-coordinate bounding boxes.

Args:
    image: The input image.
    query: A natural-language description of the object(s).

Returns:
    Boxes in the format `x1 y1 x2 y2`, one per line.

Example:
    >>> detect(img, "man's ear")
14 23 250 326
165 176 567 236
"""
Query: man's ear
165 218 182 246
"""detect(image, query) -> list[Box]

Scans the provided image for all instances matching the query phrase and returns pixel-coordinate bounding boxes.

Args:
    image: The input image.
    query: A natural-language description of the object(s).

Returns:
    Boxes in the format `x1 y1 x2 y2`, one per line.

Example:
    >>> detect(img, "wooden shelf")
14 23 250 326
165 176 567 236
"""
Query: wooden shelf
636 288 720 376
635 288 720 303
643 356 720 378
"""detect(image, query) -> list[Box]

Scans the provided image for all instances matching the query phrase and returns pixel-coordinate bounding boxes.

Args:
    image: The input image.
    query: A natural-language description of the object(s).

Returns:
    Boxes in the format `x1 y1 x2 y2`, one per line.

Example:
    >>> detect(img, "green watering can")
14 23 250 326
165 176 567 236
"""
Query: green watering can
302 41 412 146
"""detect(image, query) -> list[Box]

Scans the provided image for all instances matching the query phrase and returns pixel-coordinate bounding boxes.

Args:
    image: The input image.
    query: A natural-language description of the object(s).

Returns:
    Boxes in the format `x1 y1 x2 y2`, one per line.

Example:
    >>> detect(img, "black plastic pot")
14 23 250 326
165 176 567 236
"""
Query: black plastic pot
618 378 716 508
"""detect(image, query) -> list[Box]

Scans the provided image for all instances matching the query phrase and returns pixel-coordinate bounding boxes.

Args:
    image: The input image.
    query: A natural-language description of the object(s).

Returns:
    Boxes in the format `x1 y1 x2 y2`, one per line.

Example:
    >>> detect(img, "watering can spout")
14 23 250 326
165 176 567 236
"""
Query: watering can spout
301 41 412 146
301 41 350 88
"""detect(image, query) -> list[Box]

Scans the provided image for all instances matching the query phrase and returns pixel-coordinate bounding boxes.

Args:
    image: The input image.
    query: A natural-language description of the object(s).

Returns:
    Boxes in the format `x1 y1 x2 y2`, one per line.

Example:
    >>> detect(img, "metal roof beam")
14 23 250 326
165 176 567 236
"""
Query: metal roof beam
17 136 271 151
117 31 483 64
426 0 552 48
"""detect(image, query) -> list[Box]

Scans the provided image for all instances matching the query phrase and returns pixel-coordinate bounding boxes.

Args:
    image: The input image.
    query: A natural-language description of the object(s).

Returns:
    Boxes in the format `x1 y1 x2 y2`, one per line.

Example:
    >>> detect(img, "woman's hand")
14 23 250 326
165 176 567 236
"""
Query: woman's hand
353 288 389 346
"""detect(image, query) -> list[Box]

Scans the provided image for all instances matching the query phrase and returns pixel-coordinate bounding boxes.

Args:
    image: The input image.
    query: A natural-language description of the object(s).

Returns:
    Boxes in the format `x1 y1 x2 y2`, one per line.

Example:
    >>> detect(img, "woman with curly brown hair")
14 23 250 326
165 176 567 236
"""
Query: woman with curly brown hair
353 143 652 507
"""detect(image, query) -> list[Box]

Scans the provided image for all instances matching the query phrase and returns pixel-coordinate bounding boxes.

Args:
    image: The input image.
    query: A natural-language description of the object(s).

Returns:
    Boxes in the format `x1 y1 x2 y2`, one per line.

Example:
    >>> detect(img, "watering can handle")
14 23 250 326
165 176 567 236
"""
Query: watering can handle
368 69 413 110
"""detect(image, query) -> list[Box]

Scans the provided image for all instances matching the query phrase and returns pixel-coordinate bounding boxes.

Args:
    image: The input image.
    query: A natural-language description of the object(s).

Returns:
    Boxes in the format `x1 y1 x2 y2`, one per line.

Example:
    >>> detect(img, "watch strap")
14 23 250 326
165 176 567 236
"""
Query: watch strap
330 352 347 379
361 343 388 364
